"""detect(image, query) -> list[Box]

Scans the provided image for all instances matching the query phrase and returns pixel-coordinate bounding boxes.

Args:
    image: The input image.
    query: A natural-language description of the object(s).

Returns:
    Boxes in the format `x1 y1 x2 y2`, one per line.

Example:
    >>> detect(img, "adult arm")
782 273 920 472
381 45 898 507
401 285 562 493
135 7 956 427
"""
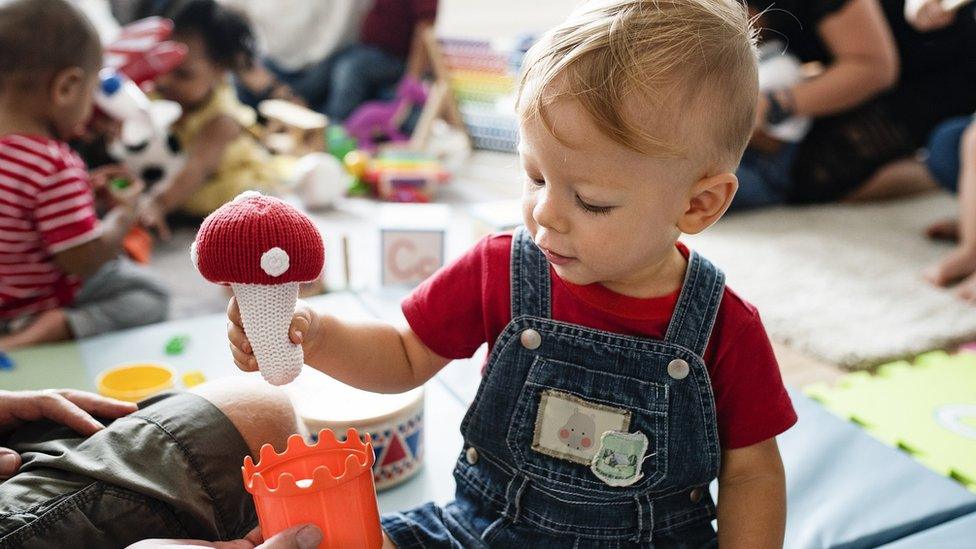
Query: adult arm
789 0 899 118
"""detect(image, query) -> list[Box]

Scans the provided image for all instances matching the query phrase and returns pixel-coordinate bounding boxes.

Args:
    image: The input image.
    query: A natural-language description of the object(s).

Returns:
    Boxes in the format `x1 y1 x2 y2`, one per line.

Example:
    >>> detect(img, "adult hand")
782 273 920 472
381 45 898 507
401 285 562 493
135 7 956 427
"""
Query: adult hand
125 524 323 549
905 0 957 32
226 297 314 373
0 389 137 479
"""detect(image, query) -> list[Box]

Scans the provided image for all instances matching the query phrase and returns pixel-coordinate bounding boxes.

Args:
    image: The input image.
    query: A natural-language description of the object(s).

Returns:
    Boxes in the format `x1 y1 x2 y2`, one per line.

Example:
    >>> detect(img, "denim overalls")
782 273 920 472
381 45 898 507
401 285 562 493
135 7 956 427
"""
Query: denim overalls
383 227 724 548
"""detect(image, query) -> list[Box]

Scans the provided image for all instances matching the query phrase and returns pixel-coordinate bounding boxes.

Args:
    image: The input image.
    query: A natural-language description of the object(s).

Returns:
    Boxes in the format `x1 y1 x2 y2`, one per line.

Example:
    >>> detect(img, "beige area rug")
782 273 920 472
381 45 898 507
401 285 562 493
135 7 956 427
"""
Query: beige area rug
686 191 974 370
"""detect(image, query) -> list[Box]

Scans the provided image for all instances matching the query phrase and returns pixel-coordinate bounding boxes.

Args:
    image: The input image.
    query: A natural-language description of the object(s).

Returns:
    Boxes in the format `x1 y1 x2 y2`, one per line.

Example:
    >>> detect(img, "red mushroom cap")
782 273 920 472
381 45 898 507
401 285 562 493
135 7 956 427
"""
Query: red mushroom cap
192 192 325 285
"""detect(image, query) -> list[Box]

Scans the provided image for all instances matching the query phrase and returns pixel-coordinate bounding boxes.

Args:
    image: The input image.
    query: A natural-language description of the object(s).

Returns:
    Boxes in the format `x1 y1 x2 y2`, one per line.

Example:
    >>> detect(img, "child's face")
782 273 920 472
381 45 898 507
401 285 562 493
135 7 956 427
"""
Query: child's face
519 98 696 296
155 34 223 109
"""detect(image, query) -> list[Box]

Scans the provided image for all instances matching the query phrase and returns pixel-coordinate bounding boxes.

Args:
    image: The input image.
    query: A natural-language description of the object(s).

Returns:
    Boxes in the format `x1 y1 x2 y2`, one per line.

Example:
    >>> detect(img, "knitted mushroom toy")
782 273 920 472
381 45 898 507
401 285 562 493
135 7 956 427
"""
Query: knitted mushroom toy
192 191 324 385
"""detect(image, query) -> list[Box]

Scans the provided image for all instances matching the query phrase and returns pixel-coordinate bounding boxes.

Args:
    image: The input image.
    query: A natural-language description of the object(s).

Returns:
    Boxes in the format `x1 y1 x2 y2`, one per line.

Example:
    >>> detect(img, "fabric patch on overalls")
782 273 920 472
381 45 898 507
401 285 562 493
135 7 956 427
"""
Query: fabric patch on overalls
591 430 649 487
532 389 631 465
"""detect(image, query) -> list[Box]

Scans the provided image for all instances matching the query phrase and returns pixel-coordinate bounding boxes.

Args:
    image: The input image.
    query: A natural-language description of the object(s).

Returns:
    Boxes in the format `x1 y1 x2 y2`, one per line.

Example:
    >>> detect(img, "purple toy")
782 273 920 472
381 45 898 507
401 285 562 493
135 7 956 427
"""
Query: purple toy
344 76 428 152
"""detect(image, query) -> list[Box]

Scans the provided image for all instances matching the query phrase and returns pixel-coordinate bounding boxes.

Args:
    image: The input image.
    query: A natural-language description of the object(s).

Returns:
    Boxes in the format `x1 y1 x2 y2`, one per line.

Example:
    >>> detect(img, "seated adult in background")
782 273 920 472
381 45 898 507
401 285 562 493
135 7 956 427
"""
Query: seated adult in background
734 0 976 209
318 0 439 122
849 0 976 200
226 0 369 112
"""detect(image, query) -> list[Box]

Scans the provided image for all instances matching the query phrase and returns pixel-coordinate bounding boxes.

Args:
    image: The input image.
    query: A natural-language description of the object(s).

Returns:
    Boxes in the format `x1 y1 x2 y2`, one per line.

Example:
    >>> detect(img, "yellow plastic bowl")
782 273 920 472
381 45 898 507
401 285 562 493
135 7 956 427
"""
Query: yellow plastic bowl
97 363 176 403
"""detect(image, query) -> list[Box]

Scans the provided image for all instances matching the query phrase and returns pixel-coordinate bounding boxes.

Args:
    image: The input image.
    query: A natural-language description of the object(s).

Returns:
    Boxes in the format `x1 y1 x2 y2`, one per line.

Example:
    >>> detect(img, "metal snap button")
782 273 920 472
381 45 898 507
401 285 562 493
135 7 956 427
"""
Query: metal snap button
465 446 479 465
690 487 703 503
668 359 690 380
520 328 542 350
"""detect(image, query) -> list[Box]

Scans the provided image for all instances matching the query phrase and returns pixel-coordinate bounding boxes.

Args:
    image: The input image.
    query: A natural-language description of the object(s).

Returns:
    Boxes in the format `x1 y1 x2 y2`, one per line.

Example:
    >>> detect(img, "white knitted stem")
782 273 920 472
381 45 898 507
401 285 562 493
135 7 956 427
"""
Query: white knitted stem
232 282 303 385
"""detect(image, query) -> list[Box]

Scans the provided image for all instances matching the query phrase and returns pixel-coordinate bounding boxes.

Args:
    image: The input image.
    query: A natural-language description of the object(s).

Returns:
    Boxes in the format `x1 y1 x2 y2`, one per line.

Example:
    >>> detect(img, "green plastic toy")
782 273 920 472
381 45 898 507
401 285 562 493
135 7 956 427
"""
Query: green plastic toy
165 335 189 355
805 351 976 492
109 177 131 191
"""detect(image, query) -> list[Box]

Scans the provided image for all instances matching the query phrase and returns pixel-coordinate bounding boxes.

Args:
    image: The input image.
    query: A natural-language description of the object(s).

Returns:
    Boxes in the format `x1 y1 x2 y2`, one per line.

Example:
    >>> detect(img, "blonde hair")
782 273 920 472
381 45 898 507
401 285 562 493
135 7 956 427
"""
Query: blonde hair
517 0 759 172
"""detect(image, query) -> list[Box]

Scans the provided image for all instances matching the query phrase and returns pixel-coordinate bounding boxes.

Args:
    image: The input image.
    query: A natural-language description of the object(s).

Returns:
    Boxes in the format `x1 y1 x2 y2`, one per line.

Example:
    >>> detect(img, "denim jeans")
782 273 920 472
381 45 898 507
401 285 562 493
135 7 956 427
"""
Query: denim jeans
381 227 723 547
926 115 974 193
239 44 405 123
731 143 798 211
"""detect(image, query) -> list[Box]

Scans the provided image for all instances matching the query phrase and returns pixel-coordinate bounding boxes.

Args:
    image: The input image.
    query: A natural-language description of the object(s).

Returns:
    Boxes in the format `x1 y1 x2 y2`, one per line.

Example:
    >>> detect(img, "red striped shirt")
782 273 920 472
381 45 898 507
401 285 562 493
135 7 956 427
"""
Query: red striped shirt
0 134 100 319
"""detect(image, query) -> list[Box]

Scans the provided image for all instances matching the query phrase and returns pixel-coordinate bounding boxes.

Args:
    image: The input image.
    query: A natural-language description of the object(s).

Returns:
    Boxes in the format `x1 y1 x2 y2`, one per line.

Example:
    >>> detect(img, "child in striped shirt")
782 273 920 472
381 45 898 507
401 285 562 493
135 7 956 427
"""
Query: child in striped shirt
0 0 169 349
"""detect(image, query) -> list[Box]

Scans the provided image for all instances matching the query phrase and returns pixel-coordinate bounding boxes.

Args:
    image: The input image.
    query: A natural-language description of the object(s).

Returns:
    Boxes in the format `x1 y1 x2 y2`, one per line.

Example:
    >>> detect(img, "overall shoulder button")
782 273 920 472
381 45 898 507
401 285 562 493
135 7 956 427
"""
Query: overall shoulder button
520 328 542 350
668 358 690 380
465 446 479 465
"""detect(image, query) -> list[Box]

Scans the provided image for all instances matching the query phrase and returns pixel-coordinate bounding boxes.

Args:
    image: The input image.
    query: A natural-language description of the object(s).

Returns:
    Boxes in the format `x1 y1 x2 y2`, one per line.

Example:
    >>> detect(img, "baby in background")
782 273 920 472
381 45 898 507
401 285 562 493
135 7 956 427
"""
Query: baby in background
0 0 168 350
138 0 282 237
230 0 796 546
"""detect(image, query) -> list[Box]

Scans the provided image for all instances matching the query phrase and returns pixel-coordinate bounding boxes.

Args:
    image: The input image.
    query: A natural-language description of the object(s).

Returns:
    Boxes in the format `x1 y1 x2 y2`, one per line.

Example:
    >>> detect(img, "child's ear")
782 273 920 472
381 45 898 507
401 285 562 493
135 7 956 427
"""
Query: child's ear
677 172 738 235
50 66 86 107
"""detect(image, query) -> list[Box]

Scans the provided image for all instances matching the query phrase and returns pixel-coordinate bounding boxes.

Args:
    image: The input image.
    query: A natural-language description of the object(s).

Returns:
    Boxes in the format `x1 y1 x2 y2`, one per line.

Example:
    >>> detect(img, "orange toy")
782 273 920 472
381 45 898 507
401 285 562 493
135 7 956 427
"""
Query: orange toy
242 428 383 549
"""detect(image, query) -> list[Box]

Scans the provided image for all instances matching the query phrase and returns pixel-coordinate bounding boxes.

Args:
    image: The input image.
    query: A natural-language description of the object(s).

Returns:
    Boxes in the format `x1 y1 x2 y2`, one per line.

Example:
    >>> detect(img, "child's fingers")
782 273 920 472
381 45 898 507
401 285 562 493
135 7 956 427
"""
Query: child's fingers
56 389 138 419
0 447 21 480
230 341 259 372
227 320 252 354
226 297 243 328
34 391 105 436
289 314 311 345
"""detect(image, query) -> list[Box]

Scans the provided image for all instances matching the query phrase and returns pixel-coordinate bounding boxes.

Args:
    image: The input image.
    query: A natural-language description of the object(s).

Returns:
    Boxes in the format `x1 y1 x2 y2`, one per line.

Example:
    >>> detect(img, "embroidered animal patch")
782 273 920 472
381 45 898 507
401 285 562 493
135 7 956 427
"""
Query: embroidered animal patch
531 389 631 465
591 430 649 486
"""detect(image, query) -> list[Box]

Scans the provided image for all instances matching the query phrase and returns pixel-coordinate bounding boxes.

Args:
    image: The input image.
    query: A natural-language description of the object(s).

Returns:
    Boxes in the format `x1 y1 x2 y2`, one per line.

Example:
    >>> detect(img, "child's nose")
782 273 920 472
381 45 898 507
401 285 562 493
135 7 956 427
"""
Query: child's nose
533 190 568 234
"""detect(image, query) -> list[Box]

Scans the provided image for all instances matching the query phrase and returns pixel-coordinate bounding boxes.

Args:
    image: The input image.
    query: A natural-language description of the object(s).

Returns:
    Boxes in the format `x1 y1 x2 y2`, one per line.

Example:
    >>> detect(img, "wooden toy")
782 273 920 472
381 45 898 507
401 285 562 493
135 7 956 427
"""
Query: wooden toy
379 204 448 287
258 99 328 156
357 150 451 203
285 369 426 491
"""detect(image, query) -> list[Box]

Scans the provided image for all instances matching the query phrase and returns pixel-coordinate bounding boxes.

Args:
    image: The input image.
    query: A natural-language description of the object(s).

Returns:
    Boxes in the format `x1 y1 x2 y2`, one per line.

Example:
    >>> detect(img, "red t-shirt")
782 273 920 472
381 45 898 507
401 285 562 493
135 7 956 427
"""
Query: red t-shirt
360 0 438 60
403 233 797 450
0 134 100 319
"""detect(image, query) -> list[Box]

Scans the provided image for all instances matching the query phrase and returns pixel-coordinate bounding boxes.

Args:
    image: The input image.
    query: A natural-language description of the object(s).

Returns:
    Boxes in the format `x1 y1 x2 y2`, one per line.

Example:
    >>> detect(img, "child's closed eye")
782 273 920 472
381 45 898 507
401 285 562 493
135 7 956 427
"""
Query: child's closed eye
575 195 615 215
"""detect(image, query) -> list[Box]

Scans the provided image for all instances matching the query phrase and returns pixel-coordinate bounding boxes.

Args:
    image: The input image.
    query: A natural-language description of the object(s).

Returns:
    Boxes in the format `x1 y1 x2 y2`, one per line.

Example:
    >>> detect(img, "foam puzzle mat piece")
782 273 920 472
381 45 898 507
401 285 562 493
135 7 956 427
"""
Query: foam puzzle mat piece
805 351 976 492
777 390 976 548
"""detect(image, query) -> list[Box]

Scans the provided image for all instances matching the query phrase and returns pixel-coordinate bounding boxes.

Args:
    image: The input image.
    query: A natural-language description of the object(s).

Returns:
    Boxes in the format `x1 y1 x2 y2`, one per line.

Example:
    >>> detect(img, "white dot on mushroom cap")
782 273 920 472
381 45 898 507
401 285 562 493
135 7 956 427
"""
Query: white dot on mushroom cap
261 247 290 277
232 190 263 203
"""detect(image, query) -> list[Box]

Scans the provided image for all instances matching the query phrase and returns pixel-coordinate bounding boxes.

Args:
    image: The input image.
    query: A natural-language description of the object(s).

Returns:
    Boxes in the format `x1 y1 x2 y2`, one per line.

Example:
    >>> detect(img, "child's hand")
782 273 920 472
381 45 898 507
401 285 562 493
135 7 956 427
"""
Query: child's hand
91 165 145 208
138 195 172 241
227 296 315 372
0 389 137 479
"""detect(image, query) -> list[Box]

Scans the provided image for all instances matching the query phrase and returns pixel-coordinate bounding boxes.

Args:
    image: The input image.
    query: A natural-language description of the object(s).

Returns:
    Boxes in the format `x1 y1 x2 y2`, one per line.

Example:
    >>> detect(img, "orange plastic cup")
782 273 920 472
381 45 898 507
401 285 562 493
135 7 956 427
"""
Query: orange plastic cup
242 428 383 549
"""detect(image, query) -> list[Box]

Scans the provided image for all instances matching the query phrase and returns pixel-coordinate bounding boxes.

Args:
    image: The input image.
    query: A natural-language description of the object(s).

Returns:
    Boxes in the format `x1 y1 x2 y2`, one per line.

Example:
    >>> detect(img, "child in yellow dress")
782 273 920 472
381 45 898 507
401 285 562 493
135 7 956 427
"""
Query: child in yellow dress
139 0 281 236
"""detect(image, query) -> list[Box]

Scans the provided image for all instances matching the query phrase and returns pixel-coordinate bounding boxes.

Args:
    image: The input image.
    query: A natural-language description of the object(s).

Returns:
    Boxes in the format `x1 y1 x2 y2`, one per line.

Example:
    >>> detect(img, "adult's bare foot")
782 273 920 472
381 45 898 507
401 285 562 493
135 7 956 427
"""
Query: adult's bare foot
925 218 959 242
924 246 976 287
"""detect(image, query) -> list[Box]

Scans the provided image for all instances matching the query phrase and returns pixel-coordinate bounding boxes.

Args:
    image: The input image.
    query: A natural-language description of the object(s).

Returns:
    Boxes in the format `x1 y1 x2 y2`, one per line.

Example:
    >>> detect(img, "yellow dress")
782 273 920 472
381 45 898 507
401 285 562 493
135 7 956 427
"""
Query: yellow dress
170 83 286 216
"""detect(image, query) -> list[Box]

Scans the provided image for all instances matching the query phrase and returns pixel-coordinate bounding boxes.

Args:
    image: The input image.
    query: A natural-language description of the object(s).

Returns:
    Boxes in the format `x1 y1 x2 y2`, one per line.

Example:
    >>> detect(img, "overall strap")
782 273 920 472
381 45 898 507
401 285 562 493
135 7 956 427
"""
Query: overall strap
663 250 726 357
510 226 552 319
